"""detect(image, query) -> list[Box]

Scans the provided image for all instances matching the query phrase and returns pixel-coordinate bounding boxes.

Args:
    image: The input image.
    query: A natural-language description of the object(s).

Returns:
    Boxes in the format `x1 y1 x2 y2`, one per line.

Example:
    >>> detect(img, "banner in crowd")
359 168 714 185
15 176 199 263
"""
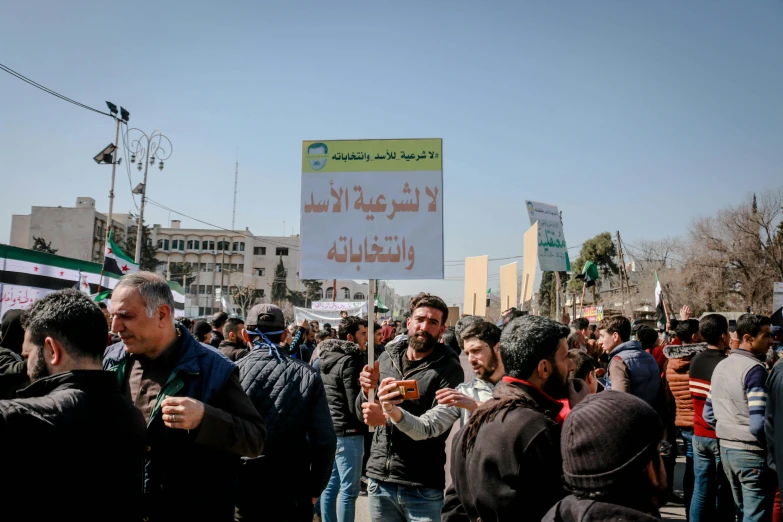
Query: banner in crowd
300 139 444 279
525 200 570 272
311 300 365 311
582 306 604 323
294 303 366 325
0 244 120 317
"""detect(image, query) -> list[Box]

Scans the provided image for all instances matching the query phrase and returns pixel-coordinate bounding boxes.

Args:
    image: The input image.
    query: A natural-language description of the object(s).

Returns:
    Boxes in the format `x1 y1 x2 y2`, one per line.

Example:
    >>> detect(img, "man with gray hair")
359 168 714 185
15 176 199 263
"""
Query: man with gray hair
104 271 266 522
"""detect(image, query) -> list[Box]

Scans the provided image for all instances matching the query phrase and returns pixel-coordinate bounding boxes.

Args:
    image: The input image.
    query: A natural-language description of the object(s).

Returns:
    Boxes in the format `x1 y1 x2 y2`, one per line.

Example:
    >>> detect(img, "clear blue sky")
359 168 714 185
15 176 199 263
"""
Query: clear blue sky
1 1 781 305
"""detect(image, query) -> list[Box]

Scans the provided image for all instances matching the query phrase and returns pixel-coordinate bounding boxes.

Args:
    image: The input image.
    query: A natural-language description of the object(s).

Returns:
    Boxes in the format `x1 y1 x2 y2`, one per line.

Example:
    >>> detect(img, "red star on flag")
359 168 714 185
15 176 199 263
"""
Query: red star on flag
33 266 39 272
121 265 130 272
59 271 64 276
83 281 89 288
107 247 113 254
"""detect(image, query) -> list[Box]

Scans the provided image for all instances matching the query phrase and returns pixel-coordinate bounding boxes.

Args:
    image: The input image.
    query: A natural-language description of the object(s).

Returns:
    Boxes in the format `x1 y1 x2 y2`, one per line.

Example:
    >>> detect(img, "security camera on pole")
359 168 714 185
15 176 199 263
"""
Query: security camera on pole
123 128 173 264
94 102 130 257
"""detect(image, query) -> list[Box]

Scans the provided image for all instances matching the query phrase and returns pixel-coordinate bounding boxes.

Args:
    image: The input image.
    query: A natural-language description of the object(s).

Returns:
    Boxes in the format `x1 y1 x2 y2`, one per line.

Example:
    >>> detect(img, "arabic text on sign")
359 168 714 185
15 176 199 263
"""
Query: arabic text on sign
326 235 415 272
303 182 439 221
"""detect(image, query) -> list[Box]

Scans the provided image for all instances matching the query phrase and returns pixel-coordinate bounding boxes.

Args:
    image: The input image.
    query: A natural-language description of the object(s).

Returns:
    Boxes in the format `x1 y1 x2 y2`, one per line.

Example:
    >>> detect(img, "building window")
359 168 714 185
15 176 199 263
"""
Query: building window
198 285 206 294
239 242 245 252
186 240 193 250
276 247 289 256
341 287 350 300
193 240 200 250
354 293 365 300
215 263 222 273
315 289 323 299
206 285 213 295
238 264 244 272
232 241 238 251
189 284 197 295
253 247 266 255
326 287 333 299
256 268 265 276
206 263 213 272
205 241 215 251
173 240 184 251
259 289 265 298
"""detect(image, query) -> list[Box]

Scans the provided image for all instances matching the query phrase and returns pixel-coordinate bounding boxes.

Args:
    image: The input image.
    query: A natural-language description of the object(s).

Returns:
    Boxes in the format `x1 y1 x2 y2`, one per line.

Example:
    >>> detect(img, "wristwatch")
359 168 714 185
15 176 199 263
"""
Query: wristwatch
382 403 395 413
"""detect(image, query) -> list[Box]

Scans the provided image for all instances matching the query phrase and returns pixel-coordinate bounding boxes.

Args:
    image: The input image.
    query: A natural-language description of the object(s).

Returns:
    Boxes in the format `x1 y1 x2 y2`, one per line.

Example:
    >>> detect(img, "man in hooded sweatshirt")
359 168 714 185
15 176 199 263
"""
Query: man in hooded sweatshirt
598 315 661 408
542 391 668 522
318 318 368 522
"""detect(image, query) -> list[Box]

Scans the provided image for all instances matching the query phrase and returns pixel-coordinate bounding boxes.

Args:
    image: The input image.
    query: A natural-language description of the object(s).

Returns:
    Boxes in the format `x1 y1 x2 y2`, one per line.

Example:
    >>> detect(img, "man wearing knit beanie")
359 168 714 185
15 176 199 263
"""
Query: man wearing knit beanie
542 391 668 521
443 315 577 522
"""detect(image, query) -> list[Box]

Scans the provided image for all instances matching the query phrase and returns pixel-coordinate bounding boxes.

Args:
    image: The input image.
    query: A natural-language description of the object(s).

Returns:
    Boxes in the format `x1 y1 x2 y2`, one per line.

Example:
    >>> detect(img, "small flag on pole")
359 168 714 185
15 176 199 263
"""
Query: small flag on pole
655 271 666 328
103 231 139 279
576 261 600 287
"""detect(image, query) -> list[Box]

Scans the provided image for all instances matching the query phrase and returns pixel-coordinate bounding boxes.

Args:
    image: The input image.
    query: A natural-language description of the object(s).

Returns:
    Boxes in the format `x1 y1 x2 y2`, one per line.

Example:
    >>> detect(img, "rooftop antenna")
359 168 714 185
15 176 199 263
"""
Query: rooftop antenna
232 149 238 230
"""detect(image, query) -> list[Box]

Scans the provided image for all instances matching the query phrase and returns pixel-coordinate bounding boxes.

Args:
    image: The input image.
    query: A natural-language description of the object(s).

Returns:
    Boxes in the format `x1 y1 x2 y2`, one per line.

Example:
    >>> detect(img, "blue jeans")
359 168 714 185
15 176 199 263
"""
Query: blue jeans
681 429 695 517
720 446 775 522
691 435 737 522
321 435 364 522
367 478 444 522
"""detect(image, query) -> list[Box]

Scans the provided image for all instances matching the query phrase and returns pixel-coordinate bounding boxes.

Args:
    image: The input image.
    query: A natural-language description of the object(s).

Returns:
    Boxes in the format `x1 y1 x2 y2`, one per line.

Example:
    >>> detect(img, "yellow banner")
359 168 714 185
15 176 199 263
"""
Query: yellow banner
302 139 442 172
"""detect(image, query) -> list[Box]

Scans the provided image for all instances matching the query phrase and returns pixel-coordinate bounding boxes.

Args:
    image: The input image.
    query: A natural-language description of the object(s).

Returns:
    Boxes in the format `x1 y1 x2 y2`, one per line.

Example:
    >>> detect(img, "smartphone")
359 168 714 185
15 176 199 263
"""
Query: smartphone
395 380 420 400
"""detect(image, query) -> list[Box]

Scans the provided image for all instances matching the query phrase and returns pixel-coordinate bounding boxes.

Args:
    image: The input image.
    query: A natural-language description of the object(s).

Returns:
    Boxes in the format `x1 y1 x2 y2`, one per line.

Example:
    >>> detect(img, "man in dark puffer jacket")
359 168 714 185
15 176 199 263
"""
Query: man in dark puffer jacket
235 304 336 522
319 337 368 522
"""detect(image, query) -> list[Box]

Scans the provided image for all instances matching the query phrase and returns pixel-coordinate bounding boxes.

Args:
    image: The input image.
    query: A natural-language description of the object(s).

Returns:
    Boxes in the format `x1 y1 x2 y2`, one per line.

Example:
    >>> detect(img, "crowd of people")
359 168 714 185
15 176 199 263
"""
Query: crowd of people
0 270 782 521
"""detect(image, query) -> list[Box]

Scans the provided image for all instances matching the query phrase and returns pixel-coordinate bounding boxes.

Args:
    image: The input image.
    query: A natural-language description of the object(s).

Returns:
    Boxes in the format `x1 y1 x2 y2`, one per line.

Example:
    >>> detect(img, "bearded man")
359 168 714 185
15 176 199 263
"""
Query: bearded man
442 315 577 522
359 293 464 522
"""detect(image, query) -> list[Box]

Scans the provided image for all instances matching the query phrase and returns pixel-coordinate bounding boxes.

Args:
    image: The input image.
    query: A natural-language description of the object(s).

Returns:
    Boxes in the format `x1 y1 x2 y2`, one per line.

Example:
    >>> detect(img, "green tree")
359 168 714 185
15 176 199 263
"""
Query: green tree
32 236 57 254
271 256 288 304
301 279 323 306
167 262 193 287
538 271 554 318
286 289 307 307
123 213 161 272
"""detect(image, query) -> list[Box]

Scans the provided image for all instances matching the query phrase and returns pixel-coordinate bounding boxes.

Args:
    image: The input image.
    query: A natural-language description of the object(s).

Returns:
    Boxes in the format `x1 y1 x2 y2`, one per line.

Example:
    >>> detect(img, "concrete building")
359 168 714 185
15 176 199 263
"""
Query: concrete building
150 221 405 319
10 197 134 262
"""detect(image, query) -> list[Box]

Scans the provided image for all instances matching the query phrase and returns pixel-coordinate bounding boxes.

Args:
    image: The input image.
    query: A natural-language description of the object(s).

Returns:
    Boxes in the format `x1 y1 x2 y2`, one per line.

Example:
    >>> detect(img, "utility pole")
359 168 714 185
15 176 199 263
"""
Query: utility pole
220 237 227 311
616 231 631 316
232 154 238 230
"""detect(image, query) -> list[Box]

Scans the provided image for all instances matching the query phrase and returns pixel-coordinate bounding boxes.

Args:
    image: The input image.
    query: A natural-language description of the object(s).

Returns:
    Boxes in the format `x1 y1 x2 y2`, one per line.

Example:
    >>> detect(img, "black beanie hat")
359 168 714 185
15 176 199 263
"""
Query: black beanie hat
561 390 663 491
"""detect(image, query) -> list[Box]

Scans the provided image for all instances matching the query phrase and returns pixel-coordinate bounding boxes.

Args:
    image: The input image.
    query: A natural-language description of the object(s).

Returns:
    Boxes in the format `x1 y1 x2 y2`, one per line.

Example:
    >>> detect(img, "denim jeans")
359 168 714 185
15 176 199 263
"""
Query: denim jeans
720 446 775 522
367 478 444 522
691 435 738 522
681 429 695 518
321 435 365 522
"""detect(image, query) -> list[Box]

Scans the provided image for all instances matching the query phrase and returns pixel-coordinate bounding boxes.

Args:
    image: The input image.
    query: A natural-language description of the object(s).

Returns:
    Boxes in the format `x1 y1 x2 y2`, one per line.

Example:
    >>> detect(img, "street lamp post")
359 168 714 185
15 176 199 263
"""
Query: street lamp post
124 128 173 264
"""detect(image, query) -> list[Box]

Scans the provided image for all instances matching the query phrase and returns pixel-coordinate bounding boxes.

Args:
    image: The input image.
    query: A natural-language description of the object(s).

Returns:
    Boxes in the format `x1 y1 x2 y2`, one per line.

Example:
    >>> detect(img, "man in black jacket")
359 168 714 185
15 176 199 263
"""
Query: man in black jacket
235 303 337 522
0 289 147 522
443 315 575 522
359 293 464 522
210 311 229 348
319 332 368 522
0 309 28 398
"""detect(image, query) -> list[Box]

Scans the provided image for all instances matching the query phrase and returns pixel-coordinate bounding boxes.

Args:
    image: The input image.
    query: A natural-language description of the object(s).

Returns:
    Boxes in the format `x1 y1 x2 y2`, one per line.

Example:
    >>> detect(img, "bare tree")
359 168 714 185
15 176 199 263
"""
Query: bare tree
231 277 262 319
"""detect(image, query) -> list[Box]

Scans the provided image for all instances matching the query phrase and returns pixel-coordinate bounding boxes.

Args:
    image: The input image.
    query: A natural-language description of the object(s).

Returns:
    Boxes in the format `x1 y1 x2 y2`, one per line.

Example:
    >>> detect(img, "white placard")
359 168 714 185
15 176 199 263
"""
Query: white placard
300 139 443 280
525 200 569 272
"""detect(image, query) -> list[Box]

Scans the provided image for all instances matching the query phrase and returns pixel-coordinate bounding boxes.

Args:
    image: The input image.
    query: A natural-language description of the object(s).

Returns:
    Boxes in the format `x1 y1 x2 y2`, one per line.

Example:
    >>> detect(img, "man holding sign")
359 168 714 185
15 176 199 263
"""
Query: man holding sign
359 293 464 522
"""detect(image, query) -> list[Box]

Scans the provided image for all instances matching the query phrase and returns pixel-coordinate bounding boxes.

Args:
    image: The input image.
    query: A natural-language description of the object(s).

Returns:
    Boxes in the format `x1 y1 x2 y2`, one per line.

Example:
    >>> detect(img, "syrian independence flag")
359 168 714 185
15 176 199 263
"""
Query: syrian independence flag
576 261 600 287
103 230 138 278
655 271 666 328
1 244 120 317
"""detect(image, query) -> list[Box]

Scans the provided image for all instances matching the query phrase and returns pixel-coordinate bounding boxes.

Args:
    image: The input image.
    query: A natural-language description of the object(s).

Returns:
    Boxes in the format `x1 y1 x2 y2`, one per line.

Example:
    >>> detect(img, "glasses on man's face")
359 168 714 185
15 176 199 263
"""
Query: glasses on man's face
658 441 672 458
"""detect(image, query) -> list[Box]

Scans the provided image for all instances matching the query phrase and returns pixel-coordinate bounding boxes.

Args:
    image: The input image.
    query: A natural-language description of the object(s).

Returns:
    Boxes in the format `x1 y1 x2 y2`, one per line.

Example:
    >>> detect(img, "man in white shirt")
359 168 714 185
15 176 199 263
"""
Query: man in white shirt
379 321 504 439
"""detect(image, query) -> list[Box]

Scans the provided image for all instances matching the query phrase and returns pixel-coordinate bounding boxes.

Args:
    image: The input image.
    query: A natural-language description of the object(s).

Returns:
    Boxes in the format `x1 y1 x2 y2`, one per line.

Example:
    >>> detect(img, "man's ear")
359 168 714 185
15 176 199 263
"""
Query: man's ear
157 305 172 326
537 359 552 380
439 324 446 337
647 455 667 492
44 336 64 367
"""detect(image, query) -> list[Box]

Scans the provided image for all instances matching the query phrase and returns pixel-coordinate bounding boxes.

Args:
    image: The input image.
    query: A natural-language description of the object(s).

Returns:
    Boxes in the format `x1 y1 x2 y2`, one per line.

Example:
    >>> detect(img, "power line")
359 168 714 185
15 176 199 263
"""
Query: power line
0 62 112 117
145 198 302 251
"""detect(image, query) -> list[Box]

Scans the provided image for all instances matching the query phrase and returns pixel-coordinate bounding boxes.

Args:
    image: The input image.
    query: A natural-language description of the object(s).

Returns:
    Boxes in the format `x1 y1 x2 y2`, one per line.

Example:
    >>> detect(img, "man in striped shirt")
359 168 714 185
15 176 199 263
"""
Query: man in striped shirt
704 314 775 522
688 314 735 522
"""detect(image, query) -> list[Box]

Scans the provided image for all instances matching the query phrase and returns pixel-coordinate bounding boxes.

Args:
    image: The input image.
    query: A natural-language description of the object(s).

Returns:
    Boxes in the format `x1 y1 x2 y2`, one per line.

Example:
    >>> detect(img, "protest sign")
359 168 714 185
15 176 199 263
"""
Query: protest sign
525 200 569 272
300 139 443 279
463 255 488 317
